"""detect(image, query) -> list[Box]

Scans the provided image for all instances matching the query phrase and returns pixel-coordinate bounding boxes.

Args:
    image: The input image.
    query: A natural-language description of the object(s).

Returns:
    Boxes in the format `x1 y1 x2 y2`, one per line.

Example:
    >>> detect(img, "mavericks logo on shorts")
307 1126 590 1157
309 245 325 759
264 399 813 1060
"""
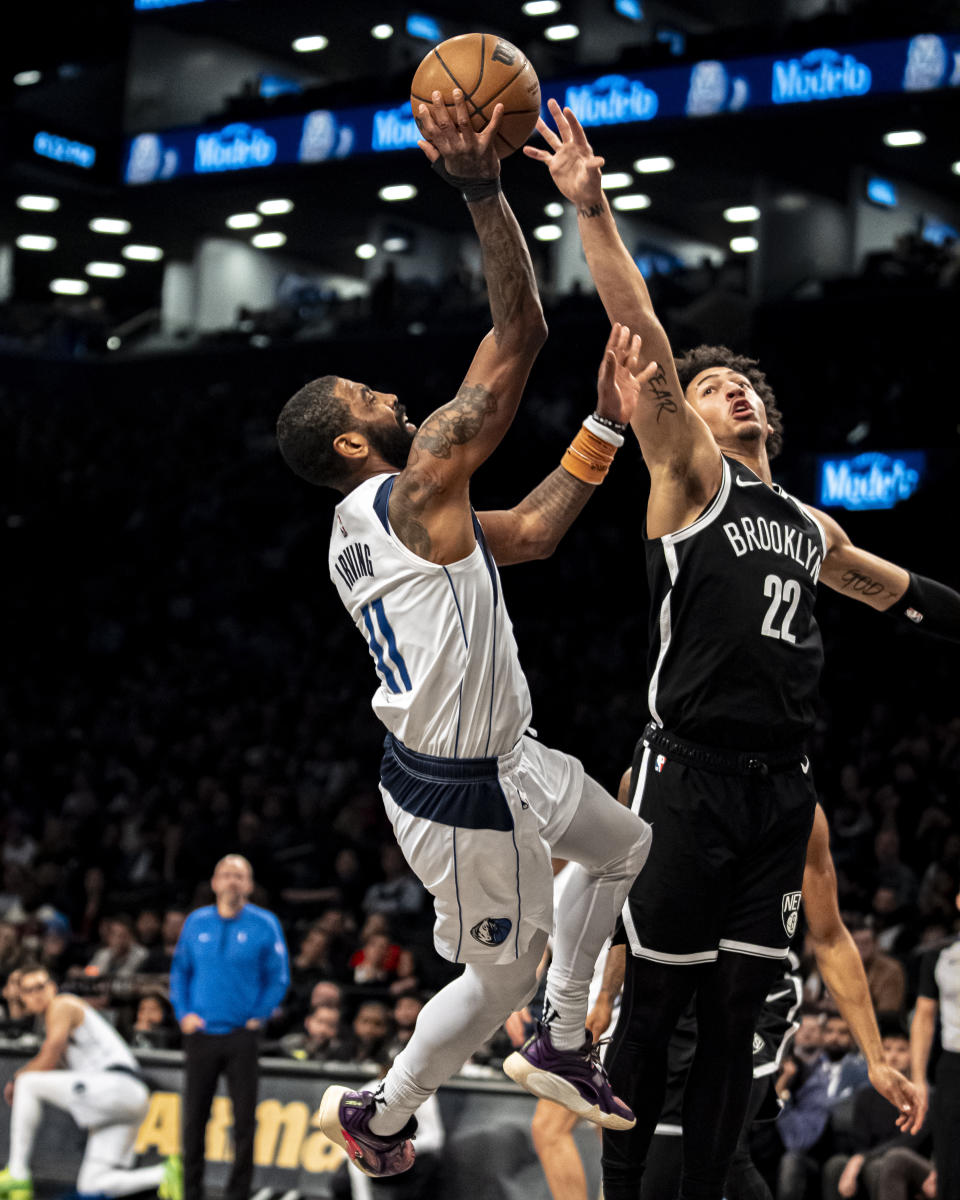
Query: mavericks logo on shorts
781 890 802 938
470 916 513 946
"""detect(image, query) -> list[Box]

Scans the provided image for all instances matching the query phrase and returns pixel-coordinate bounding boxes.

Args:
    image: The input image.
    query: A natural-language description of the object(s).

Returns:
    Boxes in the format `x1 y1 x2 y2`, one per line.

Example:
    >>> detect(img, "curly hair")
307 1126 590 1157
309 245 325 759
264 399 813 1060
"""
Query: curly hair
674 344 784 460
276 375 352 489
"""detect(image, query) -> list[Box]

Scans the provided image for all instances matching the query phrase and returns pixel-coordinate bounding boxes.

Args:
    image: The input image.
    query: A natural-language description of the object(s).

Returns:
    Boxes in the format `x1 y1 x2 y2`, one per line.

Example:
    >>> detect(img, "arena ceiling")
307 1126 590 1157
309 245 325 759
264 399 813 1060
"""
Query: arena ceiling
3 0 959 332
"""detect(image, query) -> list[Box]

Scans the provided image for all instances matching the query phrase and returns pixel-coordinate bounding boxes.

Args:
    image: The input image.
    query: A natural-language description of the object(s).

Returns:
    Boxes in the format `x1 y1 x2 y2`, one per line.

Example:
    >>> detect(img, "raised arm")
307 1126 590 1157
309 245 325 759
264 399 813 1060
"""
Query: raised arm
801 805 923 1132
477 324 656 564
524 100 719 530
808 504 960 638
389 89 547 564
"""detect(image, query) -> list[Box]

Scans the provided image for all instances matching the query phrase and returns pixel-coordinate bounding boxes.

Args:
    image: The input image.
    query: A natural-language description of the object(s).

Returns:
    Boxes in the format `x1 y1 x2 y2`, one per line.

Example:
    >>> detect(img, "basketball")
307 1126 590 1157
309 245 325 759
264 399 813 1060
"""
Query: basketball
411 33 541 158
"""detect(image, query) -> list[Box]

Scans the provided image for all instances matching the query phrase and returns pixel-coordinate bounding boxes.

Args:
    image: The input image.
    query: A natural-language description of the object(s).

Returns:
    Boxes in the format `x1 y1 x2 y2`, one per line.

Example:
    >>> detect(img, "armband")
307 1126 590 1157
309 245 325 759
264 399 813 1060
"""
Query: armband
888 572 960 642
431 159 502 204
561 417 621 484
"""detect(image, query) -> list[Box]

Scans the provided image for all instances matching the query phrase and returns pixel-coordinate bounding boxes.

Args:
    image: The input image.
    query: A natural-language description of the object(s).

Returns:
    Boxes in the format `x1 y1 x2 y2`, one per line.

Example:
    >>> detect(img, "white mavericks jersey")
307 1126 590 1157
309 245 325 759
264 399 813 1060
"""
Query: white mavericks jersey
63 1001 138 1072
330 473 532 759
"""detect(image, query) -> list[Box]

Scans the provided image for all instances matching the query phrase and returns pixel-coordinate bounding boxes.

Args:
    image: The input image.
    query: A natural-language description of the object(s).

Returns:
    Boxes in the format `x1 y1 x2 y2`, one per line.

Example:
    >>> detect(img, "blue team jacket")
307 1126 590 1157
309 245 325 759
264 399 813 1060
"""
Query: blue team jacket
169 903 290 1034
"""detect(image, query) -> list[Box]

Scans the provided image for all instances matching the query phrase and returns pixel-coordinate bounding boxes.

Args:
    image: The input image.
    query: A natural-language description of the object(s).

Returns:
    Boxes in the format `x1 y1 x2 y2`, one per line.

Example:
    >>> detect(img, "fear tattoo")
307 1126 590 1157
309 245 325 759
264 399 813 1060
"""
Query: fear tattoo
646 366 679 422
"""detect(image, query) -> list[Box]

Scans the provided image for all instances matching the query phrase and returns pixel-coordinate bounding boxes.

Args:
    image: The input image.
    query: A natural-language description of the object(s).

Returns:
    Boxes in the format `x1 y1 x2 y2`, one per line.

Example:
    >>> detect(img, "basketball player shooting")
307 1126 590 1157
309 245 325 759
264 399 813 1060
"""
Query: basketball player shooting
276 89 655 1179
527 98 960 1200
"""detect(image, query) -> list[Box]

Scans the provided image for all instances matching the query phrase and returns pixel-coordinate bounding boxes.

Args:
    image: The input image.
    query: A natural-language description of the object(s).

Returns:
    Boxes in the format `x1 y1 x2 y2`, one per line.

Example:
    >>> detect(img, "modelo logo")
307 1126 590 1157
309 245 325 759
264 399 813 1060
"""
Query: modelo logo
372 103 421 151
33 131 96 169
772 48 872 104
564 74 658 127
194 123 277 172
817 451 924 511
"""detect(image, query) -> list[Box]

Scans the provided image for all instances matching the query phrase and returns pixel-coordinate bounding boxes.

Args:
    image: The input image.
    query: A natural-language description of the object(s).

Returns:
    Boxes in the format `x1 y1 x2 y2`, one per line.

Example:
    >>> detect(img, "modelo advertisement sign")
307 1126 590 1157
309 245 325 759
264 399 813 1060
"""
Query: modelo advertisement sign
122 32 960 183
816 450 926 511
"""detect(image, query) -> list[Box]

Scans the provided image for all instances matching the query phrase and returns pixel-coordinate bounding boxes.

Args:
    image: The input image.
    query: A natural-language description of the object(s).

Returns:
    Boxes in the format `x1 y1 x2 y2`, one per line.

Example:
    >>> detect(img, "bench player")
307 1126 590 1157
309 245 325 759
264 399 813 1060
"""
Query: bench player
276 90 653 1178
0 964 179 1200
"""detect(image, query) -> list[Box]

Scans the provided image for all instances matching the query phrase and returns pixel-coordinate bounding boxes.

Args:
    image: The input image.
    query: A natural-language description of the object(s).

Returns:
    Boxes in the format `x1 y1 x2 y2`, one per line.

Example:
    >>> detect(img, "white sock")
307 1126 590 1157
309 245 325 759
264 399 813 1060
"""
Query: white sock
544 773 652 1052
368 932 546 1136
8 1078 42 1179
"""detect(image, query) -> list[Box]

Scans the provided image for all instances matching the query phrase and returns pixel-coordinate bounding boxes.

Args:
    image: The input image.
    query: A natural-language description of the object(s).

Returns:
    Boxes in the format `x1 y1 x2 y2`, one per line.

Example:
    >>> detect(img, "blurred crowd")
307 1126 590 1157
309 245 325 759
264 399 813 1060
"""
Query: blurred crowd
0 268 958 1196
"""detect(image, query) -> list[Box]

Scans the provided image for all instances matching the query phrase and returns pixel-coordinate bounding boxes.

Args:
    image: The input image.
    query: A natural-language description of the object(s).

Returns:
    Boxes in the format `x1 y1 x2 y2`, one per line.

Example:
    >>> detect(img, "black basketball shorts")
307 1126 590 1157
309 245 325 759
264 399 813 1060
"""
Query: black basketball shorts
622 723 817 964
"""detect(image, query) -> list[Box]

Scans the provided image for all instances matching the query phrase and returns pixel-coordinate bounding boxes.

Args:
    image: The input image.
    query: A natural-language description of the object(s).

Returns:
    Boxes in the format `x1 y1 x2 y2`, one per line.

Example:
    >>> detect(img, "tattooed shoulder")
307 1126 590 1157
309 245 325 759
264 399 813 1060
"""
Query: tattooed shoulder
414 384 498 459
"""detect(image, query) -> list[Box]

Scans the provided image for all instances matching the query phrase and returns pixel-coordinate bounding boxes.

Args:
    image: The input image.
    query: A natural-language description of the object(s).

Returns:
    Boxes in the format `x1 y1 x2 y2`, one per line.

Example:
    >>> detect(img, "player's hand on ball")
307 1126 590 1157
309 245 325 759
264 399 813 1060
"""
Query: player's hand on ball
417 88 502 180
597 323 658 427
523 98 605 207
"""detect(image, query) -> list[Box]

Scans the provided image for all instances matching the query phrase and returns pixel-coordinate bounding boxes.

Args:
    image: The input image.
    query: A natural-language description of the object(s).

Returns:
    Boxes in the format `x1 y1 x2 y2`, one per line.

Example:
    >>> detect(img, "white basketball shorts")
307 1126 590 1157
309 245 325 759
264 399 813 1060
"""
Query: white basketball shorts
379 732 584 964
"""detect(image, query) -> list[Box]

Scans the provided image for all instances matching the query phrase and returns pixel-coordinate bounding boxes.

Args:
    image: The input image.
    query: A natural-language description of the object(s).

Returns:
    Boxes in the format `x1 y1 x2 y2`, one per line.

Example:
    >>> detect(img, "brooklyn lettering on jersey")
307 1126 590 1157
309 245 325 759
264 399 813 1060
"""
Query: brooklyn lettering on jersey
335 542 375 590
722 517 822 582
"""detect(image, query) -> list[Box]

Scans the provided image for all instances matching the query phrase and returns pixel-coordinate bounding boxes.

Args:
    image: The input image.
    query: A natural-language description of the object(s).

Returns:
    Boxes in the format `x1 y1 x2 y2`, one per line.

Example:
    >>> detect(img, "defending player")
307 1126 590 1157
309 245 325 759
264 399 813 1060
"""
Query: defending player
0 965 180 1200
524 99 956 1200
276 91 653 1179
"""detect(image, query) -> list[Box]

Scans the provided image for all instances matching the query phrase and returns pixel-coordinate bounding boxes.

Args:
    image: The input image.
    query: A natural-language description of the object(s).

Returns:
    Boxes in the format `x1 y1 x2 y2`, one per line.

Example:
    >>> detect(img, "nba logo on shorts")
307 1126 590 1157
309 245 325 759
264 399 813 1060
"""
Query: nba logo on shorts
781 891 802 937
470 917 512 946
752 1033 765 1055
655 754 667 773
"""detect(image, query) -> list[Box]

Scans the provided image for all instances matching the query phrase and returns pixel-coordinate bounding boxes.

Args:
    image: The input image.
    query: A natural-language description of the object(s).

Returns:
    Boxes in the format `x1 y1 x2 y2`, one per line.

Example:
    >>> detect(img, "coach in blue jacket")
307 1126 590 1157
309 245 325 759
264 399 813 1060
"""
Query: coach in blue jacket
170 854 290 1200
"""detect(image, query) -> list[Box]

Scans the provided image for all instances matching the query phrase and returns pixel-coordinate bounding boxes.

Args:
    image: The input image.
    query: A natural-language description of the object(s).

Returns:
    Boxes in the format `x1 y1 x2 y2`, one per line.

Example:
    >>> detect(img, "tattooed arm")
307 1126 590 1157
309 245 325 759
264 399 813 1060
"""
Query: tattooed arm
525 100 718 517
389 87 547 565
807 505 909 610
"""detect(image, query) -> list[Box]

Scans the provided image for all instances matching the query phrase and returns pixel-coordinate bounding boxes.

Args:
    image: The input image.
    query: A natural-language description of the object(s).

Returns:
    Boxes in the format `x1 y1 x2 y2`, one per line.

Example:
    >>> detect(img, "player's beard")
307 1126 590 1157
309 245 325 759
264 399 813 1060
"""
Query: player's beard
364 414 416 470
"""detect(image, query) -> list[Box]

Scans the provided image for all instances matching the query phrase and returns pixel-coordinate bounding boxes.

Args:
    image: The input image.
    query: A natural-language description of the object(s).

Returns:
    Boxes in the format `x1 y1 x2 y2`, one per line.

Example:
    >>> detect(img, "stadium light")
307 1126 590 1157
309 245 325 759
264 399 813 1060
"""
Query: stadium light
724 205 760 222
544 202 564 218
257 199 294 215
292 36 328 52
544 24 579 40
522 1 561 14
613 194 651 211
730 236 759 253
85 262 126 278
600 173 633 190
122 244 164 261
90 218 131 235
634 156 674 174
227 213 262 229
379 184 417 202
533 224 562 241
251 232 287 248
356 243 377 259
17 194 59 211
50 278 89 294
17 234 57 251
883 130 925 147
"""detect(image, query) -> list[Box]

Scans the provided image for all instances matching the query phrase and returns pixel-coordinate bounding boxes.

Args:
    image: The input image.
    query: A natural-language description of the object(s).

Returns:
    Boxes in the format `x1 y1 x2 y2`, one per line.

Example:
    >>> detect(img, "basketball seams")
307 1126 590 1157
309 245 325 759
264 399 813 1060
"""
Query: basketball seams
411 33 540 157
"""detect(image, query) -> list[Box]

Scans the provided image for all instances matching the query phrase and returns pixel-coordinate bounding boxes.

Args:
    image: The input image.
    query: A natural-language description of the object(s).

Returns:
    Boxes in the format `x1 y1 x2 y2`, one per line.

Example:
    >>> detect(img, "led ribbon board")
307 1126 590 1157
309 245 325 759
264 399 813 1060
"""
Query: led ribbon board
123 33 960 182
817 451 926 511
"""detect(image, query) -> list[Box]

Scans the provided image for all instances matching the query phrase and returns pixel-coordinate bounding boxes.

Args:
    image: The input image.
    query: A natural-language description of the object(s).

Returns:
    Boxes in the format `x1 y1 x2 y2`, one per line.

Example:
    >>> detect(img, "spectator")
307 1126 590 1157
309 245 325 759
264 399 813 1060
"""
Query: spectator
776 1015 870 1200
336 1000 391 1067
170 854 289 1200
309 980 344 1013
361 845 425 920
38 916 77 976
130 991 179 1050
134 909 162 955
85 916 148 977
279 1004 343 1062
872 830 918 912
851 921 907 1016
350 931 398 988
821 1024 932 1199
385 994 424 1061
0 922 22 977
141 909 187 975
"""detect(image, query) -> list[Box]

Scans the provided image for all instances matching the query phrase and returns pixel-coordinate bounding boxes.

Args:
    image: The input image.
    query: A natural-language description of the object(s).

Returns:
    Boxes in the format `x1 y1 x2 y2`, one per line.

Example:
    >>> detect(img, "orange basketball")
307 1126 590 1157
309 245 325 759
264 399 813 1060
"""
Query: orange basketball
410 32 541 158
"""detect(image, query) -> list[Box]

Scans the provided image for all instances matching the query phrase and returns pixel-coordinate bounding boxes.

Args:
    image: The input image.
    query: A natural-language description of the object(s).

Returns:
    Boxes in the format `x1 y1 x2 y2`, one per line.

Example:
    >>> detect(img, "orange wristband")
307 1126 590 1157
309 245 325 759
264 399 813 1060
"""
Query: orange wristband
561 425 618 484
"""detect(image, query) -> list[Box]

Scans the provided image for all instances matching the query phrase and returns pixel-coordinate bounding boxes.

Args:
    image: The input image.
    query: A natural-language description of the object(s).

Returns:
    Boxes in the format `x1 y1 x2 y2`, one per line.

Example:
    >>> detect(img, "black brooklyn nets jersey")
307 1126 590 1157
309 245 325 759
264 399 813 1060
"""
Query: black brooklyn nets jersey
645 455 826 749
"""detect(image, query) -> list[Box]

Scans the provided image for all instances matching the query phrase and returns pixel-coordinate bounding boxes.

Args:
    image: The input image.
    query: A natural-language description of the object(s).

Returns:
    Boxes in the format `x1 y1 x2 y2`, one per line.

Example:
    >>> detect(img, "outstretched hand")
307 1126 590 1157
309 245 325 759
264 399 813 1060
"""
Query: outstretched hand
523 97 604 207
868 1062 925 1134
416 88 502 180
597 323 658 427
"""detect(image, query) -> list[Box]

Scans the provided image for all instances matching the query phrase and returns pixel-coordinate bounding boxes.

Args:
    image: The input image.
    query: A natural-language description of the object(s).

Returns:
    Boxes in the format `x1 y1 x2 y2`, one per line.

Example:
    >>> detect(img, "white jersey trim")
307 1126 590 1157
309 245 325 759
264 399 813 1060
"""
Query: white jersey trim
647 590 673 727
661 456 733 545
719 937 790 960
